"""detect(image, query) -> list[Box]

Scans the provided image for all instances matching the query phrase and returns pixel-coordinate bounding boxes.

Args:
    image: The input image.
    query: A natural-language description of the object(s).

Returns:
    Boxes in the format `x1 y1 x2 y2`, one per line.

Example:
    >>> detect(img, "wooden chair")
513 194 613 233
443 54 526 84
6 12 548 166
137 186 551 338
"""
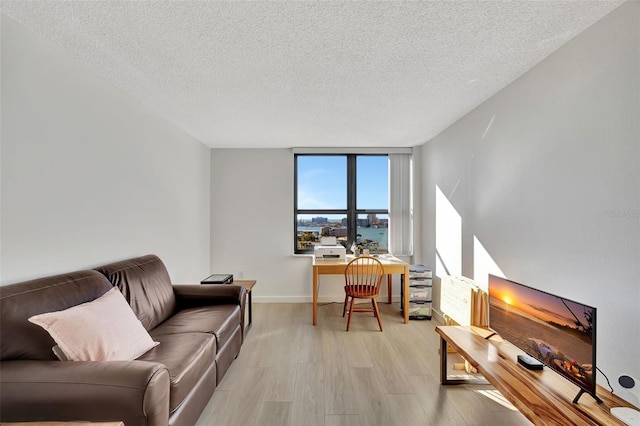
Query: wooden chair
342 256 385 331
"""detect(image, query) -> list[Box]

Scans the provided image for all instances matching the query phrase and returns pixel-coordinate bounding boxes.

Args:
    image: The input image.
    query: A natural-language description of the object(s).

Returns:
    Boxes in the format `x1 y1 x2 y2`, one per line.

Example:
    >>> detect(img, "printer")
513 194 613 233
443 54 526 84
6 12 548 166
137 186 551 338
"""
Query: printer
314 244 346 260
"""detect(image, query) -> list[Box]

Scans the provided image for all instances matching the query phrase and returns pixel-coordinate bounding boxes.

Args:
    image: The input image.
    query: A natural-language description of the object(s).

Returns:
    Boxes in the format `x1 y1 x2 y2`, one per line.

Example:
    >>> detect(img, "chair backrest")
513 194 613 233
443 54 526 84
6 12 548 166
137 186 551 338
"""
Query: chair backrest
344 256 385 297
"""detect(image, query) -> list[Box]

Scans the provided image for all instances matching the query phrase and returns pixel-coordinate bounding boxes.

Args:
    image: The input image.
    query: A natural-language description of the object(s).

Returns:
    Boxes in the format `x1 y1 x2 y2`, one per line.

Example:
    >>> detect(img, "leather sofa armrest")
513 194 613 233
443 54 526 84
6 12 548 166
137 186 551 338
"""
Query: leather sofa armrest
173 284 246 309
0 360 170 426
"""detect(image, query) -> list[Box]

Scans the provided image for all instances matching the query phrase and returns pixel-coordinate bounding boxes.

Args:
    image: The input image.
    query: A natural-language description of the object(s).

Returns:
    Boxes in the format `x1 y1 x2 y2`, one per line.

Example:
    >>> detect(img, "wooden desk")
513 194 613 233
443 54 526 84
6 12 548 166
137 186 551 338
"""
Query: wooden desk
312 255 410 325
435 325 637 426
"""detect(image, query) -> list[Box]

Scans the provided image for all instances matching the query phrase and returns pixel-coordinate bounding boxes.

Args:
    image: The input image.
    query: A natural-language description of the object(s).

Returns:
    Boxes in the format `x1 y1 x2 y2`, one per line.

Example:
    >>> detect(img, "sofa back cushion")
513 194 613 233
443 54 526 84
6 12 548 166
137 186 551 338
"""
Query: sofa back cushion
94 255 176 331
0 270 113 361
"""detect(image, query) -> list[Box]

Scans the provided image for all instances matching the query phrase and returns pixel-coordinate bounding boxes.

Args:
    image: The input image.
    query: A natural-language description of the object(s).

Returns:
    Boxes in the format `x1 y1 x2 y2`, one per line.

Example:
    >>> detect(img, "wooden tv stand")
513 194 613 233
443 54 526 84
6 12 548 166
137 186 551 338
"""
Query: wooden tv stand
435 326 638 425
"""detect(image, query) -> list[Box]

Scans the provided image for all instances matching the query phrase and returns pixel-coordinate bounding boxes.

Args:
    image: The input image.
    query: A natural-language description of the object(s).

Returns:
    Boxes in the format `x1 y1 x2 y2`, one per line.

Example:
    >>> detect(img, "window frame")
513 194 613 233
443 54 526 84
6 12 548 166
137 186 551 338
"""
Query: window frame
294 153 389 254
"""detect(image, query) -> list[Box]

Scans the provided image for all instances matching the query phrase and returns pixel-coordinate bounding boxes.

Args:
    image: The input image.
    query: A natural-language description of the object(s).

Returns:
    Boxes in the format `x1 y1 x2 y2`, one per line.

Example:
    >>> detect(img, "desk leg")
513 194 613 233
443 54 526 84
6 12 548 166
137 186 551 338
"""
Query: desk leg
440 336 450 384
440 337 464 385
387 275 392 304
439 335 486 385
313 267 318 326
403 265 409 324
245 290 253 334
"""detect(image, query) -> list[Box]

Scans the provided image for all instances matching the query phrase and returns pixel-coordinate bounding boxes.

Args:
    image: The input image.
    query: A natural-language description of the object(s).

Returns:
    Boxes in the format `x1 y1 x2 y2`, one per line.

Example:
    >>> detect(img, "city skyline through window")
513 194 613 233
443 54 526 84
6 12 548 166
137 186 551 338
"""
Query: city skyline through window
295 154 389 253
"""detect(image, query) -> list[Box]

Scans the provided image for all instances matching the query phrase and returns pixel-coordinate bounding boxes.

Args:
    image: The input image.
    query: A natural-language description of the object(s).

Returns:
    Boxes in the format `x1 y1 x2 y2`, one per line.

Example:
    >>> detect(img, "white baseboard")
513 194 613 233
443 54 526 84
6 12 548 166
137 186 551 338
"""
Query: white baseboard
431 308 444 323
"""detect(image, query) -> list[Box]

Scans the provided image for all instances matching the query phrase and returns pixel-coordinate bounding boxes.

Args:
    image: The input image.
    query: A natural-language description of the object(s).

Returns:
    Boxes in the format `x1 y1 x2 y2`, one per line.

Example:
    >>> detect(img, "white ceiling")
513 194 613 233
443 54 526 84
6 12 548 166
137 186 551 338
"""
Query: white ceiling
1 1 625 149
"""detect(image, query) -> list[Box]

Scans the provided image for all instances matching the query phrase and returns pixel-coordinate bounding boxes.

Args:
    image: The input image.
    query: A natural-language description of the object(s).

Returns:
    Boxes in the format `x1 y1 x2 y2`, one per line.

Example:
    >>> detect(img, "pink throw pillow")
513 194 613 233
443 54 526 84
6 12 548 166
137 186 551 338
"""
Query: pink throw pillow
29 287 158 361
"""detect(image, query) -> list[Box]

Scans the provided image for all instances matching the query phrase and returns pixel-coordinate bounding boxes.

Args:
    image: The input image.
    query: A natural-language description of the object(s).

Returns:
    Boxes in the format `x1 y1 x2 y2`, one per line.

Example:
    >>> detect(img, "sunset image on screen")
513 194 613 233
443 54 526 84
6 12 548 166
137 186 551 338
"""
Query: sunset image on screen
488 275 595 393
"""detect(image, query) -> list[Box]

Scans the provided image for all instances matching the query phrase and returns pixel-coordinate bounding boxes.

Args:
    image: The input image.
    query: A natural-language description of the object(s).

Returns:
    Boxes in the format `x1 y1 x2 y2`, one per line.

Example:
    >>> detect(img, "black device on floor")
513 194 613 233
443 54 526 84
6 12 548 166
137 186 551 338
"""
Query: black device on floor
201 274 234 284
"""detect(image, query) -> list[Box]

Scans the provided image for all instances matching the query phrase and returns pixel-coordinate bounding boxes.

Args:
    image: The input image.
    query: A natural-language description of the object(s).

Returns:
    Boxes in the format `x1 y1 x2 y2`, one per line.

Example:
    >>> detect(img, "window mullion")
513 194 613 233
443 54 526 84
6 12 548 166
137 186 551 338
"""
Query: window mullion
347 155 357 250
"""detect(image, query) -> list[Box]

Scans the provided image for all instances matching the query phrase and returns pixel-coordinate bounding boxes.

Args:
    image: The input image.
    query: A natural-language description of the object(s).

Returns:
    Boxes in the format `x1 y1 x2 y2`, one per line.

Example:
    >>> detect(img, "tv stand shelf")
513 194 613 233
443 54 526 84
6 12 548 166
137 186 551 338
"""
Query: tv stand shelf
435 326 637 426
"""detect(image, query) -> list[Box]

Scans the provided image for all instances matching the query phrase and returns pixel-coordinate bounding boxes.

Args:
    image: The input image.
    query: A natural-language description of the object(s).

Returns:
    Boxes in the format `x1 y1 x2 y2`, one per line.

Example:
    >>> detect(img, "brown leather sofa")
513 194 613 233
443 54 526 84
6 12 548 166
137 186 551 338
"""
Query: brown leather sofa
0 254 246 426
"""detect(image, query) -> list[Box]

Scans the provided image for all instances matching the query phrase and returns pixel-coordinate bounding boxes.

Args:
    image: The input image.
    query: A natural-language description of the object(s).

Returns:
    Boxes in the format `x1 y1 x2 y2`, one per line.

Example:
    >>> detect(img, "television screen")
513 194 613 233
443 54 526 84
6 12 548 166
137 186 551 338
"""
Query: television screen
488 274 597 402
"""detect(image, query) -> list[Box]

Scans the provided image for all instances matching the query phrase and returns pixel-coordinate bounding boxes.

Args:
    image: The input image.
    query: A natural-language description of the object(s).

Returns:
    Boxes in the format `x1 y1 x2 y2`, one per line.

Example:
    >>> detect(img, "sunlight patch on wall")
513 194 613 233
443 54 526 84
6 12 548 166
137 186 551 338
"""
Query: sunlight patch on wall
473 236 505 292
435 185 462 277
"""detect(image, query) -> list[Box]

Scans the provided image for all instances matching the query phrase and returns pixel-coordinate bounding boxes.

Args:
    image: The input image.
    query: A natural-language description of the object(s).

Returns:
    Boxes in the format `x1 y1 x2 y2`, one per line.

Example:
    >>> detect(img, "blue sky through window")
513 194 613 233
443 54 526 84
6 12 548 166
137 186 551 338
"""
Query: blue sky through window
297 156 347 210
357 156 388 210
297 155 388 219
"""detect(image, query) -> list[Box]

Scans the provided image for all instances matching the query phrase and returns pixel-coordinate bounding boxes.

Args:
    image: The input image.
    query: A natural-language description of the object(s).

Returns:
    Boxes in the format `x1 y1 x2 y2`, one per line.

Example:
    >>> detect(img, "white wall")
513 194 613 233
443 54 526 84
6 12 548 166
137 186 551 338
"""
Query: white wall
210 149 311 301
210 148 416 302
1 15 211 284
419 1 639 401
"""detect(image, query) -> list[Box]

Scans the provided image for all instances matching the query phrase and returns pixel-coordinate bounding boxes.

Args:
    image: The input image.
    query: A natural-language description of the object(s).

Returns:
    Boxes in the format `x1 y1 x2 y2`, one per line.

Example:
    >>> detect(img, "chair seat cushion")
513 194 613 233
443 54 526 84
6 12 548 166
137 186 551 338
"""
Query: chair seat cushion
150 305 241 353
137 332 216 413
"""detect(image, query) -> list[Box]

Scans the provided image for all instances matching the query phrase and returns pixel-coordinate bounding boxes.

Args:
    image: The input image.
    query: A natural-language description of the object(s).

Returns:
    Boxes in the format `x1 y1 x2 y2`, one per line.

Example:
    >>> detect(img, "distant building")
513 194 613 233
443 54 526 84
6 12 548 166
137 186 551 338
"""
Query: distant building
312 217 328 224
321 226 347 237
357 218 369 227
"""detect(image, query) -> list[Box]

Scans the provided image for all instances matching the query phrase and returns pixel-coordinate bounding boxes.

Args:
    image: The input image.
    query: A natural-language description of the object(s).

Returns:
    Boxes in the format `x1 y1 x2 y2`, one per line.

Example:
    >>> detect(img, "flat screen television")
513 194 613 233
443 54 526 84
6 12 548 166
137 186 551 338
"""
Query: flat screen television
488 274 600 404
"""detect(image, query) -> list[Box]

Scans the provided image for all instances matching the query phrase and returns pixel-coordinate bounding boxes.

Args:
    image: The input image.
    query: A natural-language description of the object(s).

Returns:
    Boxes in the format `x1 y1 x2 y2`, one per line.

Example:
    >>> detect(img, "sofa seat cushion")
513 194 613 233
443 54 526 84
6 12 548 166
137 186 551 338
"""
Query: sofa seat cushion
137 332 216 413
150 305 241 353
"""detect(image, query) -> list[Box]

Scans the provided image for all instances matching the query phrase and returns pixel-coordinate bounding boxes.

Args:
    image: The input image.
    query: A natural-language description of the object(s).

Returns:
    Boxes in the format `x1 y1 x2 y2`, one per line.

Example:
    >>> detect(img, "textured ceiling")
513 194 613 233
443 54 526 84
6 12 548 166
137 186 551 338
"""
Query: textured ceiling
1 1 625 148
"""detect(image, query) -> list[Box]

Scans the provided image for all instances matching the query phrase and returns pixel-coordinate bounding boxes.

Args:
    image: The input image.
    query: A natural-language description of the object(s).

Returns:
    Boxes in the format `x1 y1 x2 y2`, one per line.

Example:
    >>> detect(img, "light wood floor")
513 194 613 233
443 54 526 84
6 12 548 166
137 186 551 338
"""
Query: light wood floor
196 302 532 426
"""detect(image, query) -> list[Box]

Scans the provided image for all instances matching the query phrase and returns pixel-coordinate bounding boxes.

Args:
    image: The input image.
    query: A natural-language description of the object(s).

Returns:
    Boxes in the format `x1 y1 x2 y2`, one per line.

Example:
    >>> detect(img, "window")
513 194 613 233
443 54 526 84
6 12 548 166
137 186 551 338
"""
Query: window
295 154 389 254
